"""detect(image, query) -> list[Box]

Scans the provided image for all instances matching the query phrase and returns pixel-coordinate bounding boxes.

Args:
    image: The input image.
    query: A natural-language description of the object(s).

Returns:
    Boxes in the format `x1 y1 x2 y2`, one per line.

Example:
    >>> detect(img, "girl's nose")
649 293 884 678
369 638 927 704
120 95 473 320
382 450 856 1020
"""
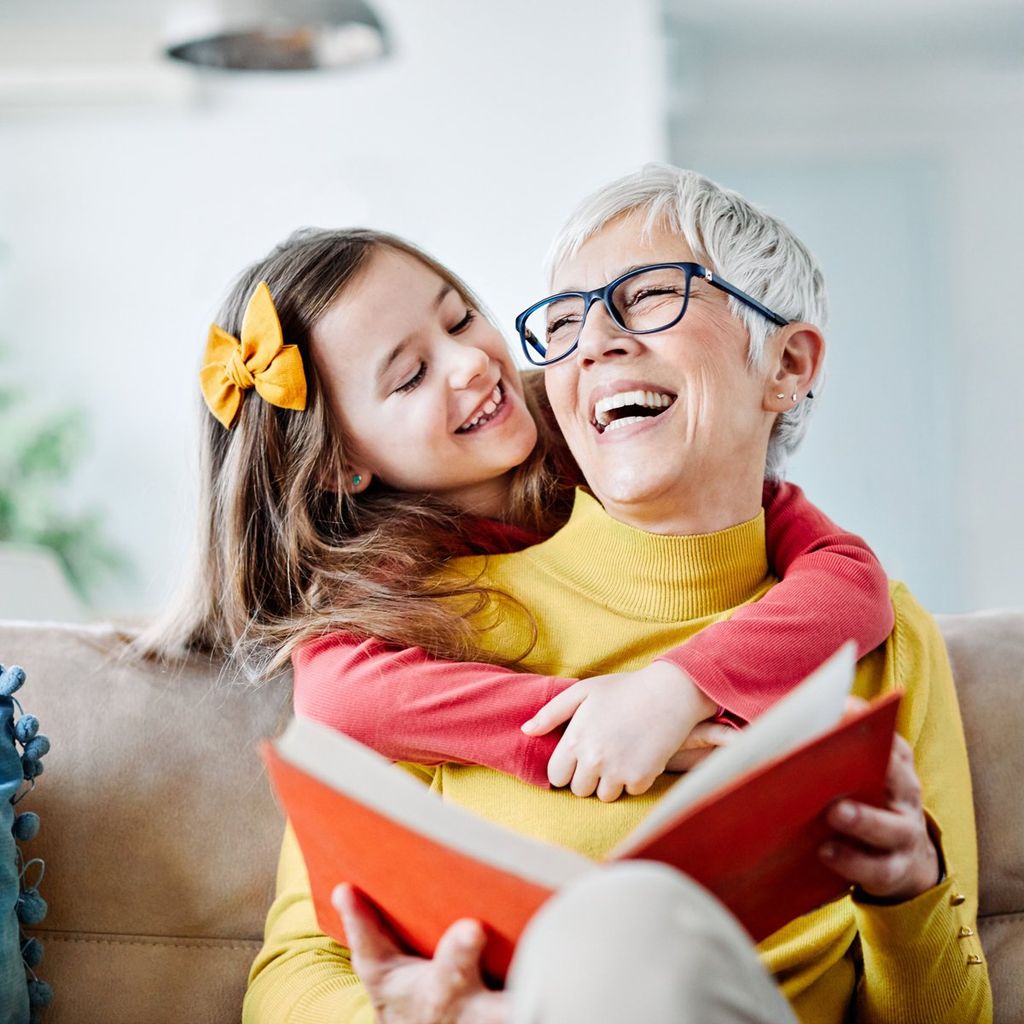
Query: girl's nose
447 342 491 390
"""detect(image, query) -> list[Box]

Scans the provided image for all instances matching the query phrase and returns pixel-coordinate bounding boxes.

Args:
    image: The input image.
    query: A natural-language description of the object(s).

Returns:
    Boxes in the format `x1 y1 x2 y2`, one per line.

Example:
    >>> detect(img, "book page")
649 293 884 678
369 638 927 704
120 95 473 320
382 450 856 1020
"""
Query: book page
611 642 857 858
276 716 594 888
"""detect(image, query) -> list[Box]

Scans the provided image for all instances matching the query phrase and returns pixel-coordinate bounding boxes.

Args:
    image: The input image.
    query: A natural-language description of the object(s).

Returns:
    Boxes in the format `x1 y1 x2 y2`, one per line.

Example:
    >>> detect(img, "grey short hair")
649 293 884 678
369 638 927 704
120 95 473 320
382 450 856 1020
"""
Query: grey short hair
545 164 828 480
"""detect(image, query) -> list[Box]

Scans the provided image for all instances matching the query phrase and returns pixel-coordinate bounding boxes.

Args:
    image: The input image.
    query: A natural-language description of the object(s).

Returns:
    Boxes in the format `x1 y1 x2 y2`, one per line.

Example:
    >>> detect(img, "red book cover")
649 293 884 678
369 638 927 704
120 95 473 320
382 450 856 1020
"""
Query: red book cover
265 747 561 980
617 692 899 941
264 644 898 981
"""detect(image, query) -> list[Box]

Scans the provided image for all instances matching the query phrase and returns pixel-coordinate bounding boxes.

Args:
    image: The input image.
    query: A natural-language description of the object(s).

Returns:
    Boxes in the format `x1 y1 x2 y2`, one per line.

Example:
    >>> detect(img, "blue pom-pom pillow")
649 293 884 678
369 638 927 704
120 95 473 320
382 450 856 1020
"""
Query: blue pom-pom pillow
0 665 50 1024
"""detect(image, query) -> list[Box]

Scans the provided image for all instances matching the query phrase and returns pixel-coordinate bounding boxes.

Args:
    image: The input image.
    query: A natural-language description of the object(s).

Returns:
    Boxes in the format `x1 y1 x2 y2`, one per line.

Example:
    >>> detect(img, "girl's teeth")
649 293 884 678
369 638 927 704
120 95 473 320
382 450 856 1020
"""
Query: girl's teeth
459 382 505 432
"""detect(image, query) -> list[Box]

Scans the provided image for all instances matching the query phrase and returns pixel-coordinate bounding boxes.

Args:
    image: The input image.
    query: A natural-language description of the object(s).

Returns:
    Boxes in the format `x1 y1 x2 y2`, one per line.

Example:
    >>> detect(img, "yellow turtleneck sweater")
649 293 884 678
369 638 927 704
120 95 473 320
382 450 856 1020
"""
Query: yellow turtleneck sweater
245 490 992 1024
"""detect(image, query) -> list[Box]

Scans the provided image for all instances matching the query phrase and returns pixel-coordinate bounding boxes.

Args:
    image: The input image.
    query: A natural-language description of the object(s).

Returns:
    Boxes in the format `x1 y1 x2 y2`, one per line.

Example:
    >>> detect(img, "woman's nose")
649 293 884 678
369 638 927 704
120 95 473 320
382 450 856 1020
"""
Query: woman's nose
576 300 644 366
446 341 491 390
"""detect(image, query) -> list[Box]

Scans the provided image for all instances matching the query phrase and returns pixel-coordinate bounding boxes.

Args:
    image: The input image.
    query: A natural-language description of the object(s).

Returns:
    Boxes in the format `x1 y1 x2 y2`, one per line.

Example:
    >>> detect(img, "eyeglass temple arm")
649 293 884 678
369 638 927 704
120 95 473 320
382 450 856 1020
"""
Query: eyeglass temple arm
702 269 814 399
702 270 788 327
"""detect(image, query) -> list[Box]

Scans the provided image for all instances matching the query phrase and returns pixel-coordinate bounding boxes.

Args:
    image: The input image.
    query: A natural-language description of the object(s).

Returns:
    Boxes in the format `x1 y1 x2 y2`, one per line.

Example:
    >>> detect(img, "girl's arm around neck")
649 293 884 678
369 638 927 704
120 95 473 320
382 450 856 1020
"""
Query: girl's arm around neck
293 633 572 787
655 480 895 722
292 482 894 791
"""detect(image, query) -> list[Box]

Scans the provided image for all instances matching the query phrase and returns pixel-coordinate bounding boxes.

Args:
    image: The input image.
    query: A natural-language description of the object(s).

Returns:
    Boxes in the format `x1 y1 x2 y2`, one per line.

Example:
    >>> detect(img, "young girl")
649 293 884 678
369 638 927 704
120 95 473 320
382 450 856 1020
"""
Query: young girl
146 225 893 802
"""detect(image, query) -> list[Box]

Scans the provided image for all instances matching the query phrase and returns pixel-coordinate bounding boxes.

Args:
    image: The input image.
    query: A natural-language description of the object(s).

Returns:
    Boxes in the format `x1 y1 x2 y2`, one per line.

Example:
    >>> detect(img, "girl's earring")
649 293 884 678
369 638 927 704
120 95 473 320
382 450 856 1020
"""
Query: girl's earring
352 475 363 487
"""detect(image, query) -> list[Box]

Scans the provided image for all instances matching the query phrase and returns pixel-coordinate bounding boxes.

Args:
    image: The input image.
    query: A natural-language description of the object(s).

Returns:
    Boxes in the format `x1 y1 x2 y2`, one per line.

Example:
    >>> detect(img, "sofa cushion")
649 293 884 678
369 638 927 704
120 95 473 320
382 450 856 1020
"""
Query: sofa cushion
937 610 1024 1024
0 612 1021 1023
0 622 291 1024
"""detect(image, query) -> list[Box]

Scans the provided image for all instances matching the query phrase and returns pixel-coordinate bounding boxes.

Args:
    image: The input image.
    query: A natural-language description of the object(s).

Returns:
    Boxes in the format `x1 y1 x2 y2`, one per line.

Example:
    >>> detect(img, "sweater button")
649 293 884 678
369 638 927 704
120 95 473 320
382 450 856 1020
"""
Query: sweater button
966 954 984 966
950 892 966 906
957 926 974 939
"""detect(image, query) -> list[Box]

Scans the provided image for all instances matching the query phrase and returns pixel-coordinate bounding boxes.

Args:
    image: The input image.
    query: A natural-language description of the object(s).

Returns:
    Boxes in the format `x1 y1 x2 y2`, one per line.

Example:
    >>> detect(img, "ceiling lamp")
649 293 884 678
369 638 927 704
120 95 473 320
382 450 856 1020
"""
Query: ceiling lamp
165 0 388 71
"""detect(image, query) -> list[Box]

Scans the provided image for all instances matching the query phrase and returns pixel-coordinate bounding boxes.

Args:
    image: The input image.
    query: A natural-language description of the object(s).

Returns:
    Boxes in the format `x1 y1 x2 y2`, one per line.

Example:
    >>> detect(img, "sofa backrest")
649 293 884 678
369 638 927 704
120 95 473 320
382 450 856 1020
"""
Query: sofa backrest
0 622 290 1023
0 611 1021 1023
936 610 1024 1024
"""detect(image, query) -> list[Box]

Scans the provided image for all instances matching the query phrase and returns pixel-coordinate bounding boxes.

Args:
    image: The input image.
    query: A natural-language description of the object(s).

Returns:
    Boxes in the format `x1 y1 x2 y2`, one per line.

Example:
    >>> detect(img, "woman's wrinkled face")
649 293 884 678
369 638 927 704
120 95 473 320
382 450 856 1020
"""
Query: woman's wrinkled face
311 248 538 516
543 212 776 529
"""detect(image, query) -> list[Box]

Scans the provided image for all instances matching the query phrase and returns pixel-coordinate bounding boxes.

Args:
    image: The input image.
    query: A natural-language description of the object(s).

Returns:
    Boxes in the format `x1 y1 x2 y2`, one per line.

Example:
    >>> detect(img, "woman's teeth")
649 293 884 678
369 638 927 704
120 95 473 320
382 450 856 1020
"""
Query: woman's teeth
594 389 675 432
457 383 505 433
604 415 650 433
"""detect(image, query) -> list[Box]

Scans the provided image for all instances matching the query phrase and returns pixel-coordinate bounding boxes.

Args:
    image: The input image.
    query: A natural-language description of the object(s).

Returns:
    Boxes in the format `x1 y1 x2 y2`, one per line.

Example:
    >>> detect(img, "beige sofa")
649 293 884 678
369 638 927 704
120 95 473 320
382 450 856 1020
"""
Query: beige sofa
2 611 1021 1023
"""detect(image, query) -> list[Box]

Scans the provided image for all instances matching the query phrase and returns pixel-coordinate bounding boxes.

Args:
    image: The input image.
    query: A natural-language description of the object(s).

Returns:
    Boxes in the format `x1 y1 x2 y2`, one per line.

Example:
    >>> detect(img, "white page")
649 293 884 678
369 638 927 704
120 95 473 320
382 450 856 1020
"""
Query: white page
610 642 857 858
276 716 594 889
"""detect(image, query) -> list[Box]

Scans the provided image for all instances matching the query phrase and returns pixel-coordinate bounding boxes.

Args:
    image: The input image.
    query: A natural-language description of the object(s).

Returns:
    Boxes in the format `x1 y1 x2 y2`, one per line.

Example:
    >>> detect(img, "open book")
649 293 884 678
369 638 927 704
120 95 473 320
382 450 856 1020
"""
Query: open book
264 643 900 982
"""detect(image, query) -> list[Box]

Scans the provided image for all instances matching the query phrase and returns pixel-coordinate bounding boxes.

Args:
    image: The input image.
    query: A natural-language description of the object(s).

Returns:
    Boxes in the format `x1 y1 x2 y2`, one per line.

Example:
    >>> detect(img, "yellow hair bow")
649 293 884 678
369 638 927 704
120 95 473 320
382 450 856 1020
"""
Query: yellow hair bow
199 281 307 429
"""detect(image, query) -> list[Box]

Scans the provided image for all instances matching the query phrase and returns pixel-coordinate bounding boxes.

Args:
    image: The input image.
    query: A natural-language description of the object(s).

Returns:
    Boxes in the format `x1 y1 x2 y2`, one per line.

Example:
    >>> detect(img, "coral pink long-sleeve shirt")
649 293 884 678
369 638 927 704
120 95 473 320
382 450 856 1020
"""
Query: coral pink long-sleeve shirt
293 483 894 787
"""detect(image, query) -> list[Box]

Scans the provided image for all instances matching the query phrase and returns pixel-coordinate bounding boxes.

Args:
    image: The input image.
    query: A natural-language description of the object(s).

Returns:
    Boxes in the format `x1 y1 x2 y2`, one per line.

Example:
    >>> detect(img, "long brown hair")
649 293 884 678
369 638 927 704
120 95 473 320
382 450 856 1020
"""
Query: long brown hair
136 228 575 680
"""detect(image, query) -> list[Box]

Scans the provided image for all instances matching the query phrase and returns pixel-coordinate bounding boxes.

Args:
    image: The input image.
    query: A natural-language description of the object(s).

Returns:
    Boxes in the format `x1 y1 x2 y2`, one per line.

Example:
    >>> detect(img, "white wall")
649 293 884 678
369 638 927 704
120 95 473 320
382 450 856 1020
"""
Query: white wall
4 1 1020 618
666 22 1024 613
0 0 668 616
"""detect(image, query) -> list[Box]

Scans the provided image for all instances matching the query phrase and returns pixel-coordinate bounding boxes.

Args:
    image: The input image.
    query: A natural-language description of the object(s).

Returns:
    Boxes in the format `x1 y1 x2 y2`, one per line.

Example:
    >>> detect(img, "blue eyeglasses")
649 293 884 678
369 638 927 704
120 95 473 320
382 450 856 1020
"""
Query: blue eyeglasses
515 262 790 368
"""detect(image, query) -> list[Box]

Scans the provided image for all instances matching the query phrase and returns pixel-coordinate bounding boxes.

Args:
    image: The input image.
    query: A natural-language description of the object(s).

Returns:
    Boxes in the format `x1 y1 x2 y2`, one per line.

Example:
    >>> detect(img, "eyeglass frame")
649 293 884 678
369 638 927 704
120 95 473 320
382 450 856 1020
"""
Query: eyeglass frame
515 261 791 368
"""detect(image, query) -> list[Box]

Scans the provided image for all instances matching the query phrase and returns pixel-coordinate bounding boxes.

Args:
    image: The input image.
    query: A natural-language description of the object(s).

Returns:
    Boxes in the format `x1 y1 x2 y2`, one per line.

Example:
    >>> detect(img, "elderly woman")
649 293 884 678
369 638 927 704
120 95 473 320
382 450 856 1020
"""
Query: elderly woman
245 167 991 1023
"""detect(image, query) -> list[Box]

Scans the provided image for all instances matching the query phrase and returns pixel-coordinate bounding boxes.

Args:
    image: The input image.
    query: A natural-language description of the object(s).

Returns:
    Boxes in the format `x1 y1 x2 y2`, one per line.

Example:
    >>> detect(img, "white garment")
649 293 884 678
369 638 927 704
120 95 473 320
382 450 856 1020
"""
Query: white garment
508 862 799 1024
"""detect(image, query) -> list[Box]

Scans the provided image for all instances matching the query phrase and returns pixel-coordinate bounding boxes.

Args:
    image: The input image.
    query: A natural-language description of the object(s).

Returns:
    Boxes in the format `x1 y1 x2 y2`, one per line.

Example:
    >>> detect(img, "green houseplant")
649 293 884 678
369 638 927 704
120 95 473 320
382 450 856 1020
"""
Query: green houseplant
0 365 130 605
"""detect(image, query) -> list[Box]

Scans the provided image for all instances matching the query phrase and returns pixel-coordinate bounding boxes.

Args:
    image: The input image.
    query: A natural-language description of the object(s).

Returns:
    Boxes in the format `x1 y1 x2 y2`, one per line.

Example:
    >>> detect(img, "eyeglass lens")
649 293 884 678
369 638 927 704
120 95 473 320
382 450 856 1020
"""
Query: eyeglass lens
523 266 690 364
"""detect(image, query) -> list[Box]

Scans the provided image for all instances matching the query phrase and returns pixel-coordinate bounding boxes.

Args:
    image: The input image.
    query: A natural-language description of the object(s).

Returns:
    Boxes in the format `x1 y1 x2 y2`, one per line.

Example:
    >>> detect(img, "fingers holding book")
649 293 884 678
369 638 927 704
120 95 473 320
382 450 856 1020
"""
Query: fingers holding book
819 733 942 904
332 884 508 1024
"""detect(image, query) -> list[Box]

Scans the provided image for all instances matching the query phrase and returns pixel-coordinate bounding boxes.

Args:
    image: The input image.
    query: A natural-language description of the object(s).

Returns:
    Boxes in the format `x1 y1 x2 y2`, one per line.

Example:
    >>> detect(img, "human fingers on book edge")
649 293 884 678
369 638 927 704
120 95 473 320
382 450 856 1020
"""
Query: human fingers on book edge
434 918 487 983
842 695 870 720
819 837 928 900
827 800 918 851
522 681 589 735
332 884 401 969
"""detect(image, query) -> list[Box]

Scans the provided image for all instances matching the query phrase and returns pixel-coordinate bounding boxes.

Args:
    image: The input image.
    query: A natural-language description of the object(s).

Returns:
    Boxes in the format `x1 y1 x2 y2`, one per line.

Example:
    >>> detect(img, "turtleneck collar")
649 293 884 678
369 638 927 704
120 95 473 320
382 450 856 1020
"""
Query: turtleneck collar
523 488 770 622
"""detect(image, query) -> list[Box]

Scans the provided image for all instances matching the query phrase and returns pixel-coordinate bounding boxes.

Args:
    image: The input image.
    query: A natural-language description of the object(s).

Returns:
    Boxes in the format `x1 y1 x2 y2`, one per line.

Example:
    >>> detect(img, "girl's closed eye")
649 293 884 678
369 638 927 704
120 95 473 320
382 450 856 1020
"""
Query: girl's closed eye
394 362 426 394
450 309 476 334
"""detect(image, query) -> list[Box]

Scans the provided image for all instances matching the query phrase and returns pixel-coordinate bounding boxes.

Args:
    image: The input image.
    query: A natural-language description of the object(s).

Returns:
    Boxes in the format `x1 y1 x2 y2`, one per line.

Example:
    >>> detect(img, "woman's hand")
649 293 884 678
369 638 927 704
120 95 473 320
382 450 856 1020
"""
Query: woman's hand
333 885 507 1024
520 661 723 802
819 731 941 903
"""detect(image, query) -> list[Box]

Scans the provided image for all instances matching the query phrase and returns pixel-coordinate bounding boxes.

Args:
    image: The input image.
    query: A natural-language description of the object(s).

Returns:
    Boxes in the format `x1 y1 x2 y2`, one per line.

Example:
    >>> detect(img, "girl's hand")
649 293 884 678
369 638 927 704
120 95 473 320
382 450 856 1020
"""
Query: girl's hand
819 732 942 903
521 662 721 802
664 720 740 772
333 885 507 1024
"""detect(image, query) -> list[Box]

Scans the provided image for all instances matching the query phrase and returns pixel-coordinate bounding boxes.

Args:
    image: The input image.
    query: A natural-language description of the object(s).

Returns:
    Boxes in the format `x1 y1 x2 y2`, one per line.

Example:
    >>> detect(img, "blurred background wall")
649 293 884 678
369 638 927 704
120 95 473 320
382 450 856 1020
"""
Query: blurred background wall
0 0 1020 620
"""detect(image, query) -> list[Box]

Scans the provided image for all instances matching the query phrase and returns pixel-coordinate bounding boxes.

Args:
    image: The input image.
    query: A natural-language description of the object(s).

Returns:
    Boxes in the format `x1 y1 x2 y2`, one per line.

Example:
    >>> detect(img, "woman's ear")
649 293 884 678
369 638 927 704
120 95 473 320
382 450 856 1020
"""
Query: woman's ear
763 323 825 413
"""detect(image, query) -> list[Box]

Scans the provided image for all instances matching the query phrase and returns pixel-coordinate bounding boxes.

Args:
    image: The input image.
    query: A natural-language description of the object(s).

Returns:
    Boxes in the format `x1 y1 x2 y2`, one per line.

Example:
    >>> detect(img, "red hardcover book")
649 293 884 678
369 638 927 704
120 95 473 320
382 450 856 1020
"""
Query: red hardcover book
264 643 899 982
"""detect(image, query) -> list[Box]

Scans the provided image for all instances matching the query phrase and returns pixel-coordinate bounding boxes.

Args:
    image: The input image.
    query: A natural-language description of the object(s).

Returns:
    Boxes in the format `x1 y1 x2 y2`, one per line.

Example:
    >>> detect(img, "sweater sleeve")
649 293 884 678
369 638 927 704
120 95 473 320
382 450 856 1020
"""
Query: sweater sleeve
243 823 375 1024
293 634 573 788
655 481 895 722
851 586 992 1023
